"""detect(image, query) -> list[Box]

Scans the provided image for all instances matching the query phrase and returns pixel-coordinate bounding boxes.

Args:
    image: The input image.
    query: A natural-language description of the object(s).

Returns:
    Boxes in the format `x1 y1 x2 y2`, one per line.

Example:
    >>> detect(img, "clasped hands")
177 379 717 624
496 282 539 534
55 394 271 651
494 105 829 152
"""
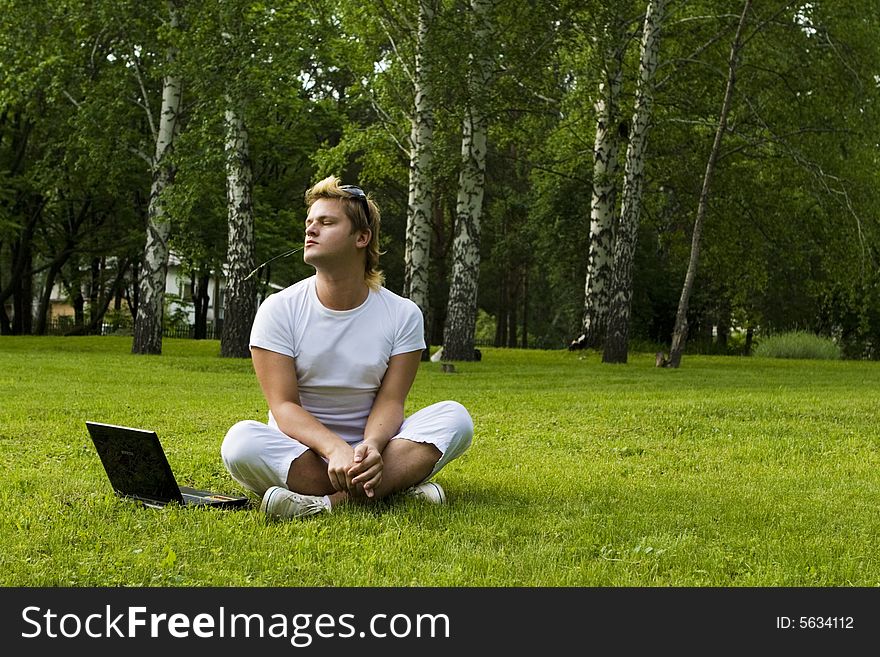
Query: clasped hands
326 442 383 498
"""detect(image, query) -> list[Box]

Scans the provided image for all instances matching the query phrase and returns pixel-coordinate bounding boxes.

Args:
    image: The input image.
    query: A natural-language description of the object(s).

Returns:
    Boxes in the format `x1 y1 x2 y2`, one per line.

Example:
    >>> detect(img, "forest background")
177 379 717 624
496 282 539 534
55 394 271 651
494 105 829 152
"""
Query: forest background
1 0 878 364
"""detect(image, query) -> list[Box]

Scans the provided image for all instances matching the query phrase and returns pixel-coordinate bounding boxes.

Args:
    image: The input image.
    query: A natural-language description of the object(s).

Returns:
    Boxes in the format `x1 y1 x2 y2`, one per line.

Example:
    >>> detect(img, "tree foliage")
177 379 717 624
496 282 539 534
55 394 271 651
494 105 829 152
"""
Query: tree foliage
2 0 878 358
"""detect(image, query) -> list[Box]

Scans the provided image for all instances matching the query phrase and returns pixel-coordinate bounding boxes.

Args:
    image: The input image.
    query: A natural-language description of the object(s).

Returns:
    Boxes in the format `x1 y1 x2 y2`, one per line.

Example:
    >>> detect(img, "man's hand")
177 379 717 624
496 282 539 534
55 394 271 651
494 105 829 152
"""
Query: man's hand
348 443 384 498
326 443 356 493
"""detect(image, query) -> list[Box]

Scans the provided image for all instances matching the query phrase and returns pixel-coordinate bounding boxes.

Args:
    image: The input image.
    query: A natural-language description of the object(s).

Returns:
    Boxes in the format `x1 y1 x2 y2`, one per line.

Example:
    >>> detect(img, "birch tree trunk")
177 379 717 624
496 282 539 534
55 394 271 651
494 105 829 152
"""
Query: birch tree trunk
132 0 182 355
403 0 435 360
667 0 751 368
602 0 667 364
221 100 257 358
579 44 624 349
442 0 493 362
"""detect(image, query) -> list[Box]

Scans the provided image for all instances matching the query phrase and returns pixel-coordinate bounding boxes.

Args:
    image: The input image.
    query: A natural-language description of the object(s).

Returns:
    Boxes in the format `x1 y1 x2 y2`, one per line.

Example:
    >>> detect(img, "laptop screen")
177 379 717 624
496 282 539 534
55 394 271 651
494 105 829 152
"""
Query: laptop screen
86 422 185 505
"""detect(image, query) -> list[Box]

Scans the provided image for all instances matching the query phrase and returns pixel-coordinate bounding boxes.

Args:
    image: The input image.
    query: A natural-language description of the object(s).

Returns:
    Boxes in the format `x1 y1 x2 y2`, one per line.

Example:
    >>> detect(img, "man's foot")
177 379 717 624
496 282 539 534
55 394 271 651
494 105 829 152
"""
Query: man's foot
260 486 330 519
403 481 446 504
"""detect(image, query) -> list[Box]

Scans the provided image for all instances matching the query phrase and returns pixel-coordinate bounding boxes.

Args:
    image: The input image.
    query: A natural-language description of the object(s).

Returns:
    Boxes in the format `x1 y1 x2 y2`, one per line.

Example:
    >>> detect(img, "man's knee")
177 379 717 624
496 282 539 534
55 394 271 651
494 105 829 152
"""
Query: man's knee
401 439 443 469
220 420 265 473
286 449 335 495
439 400 474 448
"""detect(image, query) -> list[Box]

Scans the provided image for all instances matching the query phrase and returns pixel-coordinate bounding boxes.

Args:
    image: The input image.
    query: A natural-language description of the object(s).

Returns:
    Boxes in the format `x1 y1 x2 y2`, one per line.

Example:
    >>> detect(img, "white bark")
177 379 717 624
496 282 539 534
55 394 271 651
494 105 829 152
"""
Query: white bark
443 0 493 361
580 45 624 349
221 100 257 358
404 0 435 349
603 0 667 364
132 0 182 355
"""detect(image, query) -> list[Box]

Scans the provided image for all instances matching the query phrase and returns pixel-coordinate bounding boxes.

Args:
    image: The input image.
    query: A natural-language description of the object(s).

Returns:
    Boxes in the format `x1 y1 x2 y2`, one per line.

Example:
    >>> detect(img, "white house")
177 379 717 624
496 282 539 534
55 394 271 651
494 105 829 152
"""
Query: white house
165 251 225 325
41 252 226 328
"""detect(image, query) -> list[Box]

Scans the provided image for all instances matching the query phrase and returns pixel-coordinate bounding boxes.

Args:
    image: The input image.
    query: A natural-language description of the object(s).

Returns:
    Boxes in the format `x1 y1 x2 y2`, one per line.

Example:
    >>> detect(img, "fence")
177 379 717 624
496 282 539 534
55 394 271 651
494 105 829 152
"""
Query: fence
41 317 221 340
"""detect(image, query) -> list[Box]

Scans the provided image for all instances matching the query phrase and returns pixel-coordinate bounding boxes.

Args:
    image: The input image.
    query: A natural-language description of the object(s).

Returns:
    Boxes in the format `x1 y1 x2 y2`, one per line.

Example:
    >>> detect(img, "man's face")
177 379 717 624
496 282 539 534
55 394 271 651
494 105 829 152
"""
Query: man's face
303 197 370 268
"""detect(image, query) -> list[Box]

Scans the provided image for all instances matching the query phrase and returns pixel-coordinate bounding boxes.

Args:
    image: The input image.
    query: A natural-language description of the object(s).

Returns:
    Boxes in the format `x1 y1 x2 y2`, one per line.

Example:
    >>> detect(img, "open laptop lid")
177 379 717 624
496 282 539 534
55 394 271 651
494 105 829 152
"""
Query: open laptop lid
86 422 186 506
86 422 249 508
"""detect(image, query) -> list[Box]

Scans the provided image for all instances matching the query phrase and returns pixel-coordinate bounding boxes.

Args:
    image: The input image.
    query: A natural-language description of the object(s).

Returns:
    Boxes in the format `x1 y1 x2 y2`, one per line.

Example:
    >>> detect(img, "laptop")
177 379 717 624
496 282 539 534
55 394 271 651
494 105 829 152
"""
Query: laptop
86 421 249 509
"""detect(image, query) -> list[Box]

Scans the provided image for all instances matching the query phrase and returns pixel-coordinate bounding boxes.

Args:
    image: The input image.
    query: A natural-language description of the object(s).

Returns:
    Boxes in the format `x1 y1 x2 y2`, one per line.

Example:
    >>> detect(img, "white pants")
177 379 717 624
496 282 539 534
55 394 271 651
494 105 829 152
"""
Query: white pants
221 401 474 495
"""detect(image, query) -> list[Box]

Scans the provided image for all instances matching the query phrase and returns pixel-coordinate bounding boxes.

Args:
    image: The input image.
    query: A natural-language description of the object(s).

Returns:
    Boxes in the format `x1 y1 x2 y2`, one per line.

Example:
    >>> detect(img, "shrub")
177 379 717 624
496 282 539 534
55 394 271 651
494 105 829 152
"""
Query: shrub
754 331 841 360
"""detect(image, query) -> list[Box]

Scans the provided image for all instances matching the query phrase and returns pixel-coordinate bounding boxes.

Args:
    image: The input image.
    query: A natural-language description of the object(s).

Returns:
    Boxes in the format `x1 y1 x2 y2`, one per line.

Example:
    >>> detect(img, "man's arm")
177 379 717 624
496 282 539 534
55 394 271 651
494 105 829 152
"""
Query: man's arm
251 346 354 492
349 349 423 496
363 349 423 450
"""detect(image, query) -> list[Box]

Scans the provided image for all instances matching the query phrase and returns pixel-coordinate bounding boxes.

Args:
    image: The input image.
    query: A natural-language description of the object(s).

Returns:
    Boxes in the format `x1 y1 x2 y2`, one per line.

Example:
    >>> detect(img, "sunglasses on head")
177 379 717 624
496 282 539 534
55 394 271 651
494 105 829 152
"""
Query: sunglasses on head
340 185 371 225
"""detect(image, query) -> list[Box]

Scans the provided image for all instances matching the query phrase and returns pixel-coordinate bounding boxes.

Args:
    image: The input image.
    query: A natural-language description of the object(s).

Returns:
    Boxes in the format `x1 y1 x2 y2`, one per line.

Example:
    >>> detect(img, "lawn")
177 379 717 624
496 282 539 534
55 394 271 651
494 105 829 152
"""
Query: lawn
2 336 879 586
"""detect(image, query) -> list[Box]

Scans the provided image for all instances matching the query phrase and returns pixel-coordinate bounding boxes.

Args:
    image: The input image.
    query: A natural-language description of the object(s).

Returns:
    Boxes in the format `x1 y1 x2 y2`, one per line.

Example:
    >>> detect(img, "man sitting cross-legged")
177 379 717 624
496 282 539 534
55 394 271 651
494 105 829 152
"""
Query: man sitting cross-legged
221 175 473 519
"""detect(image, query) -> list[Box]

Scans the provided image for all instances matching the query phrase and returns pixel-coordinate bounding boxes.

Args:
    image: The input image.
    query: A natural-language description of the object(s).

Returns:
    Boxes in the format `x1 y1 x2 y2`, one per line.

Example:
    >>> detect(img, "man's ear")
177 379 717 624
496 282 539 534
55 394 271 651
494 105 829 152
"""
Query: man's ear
356 229 371 248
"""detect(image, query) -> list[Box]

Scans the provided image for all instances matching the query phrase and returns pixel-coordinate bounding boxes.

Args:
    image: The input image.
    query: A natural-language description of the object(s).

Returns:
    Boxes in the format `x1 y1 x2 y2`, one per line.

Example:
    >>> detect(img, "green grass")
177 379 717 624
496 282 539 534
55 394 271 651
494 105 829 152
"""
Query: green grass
2 336 879 586
754 331 842 360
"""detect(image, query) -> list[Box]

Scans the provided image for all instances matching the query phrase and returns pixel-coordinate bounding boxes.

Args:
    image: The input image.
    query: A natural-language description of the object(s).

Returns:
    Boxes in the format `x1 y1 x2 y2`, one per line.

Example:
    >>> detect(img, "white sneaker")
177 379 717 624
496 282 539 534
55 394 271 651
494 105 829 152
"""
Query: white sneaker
403 481 446 504
260 486 330 519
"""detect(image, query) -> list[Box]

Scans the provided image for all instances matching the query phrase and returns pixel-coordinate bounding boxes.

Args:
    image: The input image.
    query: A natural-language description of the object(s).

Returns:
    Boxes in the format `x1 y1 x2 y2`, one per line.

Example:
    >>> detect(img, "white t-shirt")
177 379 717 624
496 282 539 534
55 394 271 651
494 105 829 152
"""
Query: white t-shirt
249 275 426 443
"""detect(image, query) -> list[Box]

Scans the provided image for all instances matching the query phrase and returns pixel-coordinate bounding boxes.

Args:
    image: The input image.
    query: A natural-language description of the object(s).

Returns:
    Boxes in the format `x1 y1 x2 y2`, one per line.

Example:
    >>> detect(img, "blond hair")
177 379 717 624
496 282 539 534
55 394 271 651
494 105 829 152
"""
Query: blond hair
305 175 384 290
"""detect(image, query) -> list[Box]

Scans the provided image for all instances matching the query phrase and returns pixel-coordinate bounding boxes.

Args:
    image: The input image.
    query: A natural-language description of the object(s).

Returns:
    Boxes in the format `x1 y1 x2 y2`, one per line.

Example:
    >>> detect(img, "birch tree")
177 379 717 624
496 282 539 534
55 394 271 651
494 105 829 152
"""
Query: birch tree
603 0 667 364
577 23 626 350
132 0 184 355
665 1 751 368
181 1 316 356
220 98 256 358
442 0 494 361
403 0 436 358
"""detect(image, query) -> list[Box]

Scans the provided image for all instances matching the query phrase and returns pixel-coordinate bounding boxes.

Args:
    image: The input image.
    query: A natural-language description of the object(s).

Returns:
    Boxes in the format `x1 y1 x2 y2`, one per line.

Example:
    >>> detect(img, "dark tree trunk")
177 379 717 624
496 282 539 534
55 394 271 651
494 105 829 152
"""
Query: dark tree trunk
66 258 133 336
35 260 62 335
494 275 507 347
126 259 140 323
0 301 10 335
521 269 529 349
34 198 90 334
716 322 729 350
0 197 44 335
744 327 754 356
507 273 518 348
11 244 32 335
89 257 102 324
193 269 210 340
73 293 85 328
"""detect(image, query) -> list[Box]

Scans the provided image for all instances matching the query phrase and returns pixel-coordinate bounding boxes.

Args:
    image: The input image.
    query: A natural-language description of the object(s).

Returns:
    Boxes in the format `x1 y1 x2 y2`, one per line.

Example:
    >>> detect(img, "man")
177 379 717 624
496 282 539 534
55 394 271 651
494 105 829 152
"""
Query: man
221 175 474 519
